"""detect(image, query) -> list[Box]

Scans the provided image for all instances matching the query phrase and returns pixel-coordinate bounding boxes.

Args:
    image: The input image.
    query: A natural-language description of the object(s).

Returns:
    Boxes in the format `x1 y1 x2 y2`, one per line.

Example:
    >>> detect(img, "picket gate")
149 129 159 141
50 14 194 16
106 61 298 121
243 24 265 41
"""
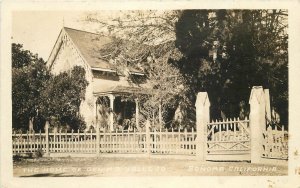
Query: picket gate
206 117 251 161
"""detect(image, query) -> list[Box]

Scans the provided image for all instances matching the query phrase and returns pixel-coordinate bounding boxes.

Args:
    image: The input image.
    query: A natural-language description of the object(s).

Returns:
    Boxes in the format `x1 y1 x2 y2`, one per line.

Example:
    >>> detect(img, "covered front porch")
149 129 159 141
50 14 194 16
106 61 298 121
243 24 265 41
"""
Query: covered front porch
93 85 163 132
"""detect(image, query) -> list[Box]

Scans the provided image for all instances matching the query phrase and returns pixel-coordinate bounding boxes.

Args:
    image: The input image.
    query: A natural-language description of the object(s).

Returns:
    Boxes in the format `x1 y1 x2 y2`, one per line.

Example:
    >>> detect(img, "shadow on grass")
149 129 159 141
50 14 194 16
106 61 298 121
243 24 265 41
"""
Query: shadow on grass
19 173 89 177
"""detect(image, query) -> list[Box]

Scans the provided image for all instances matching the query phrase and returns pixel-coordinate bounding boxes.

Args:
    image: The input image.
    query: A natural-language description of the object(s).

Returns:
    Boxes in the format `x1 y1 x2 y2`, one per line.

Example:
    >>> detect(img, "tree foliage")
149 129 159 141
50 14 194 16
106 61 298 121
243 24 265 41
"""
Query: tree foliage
175 10 288 124
12 43 89 131
12 43 51 131
40 67 89 131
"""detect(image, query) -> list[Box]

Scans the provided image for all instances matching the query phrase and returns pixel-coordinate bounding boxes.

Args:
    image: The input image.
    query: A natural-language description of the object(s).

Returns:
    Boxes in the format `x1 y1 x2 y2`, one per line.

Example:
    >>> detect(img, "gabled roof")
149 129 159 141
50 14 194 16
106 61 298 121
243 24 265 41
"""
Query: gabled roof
48 27 143 74
63 27 113 70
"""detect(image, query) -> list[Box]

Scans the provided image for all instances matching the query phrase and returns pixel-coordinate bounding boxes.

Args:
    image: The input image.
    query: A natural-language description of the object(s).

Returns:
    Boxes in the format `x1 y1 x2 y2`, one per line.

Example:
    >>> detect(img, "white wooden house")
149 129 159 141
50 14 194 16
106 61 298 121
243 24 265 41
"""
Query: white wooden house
47 27 149 131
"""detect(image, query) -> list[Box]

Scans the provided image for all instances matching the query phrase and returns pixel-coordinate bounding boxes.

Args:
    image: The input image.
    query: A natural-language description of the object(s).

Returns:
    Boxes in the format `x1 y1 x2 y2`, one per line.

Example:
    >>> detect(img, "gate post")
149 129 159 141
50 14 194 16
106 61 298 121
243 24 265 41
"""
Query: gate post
264 89 271 122
195 92 210 161
249 86 266 163
45 121 50 157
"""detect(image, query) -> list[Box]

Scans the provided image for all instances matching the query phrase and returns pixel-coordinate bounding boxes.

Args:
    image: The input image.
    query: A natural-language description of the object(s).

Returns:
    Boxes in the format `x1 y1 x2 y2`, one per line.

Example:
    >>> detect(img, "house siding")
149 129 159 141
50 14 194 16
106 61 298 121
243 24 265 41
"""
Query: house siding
49 30 95 127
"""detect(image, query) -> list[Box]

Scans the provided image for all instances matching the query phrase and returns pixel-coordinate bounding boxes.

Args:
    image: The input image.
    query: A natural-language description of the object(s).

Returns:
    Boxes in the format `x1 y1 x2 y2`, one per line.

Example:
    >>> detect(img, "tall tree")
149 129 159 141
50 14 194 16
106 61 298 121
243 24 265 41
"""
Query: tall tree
12 43 51 131
175 10 288 124
12 43 89 131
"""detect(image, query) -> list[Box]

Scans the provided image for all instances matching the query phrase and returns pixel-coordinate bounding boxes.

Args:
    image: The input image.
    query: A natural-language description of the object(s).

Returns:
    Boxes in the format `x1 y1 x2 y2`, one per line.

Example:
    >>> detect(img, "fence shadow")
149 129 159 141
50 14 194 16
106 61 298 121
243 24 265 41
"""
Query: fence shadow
19 173 90 177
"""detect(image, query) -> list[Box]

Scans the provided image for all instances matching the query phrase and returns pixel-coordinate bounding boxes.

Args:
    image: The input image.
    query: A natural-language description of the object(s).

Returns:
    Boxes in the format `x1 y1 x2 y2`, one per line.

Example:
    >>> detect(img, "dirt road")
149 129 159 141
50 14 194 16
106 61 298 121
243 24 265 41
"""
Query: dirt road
13 157 288 177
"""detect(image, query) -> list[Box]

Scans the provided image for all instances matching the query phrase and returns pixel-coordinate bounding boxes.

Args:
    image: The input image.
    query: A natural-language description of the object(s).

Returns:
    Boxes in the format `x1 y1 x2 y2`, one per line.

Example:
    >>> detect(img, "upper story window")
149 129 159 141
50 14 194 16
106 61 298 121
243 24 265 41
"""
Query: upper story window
92 69 119 81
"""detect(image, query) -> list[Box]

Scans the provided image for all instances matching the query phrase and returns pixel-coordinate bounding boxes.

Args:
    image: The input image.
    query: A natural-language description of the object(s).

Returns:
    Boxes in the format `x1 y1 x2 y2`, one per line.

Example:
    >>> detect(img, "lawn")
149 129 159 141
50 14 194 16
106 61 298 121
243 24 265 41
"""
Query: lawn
13 156 288 177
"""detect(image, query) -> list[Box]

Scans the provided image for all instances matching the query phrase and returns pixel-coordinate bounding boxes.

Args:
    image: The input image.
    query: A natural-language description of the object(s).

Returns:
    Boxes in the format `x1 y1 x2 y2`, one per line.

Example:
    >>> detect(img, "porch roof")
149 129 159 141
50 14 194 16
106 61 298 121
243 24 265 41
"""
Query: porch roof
93 85 152 96
92 77 152 96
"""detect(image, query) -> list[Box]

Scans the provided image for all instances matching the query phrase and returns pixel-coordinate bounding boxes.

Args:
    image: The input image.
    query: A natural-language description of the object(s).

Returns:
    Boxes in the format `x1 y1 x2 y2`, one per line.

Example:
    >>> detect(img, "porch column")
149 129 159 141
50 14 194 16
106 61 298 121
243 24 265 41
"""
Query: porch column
94 96 98 128
135 98 139 129
109 94 115 132
158 102 162 129
94 96 100 156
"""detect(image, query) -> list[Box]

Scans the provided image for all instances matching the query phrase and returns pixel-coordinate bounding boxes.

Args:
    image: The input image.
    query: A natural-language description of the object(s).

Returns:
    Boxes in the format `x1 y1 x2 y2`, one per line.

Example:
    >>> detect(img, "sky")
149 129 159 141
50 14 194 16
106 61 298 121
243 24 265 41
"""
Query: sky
12 10 168 60
12 11 103 60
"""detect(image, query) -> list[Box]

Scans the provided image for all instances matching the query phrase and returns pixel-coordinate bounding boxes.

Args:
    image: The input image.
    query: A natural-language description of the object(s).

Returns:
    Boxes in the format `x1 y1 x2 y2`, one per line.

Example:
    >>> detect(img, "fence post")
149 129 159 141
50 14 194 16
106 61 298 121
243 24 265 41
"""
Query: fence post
249 86 266 163
45 121 50 157
195 92 210 161
145 119 151 157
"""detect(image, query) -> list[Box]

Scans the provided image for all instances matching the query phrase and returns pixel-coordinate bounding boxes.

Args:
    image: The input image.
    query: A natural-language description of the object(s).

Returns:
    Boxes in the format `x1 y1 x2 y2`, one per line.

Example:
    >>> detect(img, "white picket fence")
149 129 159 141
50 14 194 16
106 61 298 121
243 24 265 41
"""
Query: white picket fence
150 128 196 155
99 130 146 154
262 124 288 159
13 131 47 154
12 124 288 160
12 128 197 156
12 124 288 161
49 130 97 153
